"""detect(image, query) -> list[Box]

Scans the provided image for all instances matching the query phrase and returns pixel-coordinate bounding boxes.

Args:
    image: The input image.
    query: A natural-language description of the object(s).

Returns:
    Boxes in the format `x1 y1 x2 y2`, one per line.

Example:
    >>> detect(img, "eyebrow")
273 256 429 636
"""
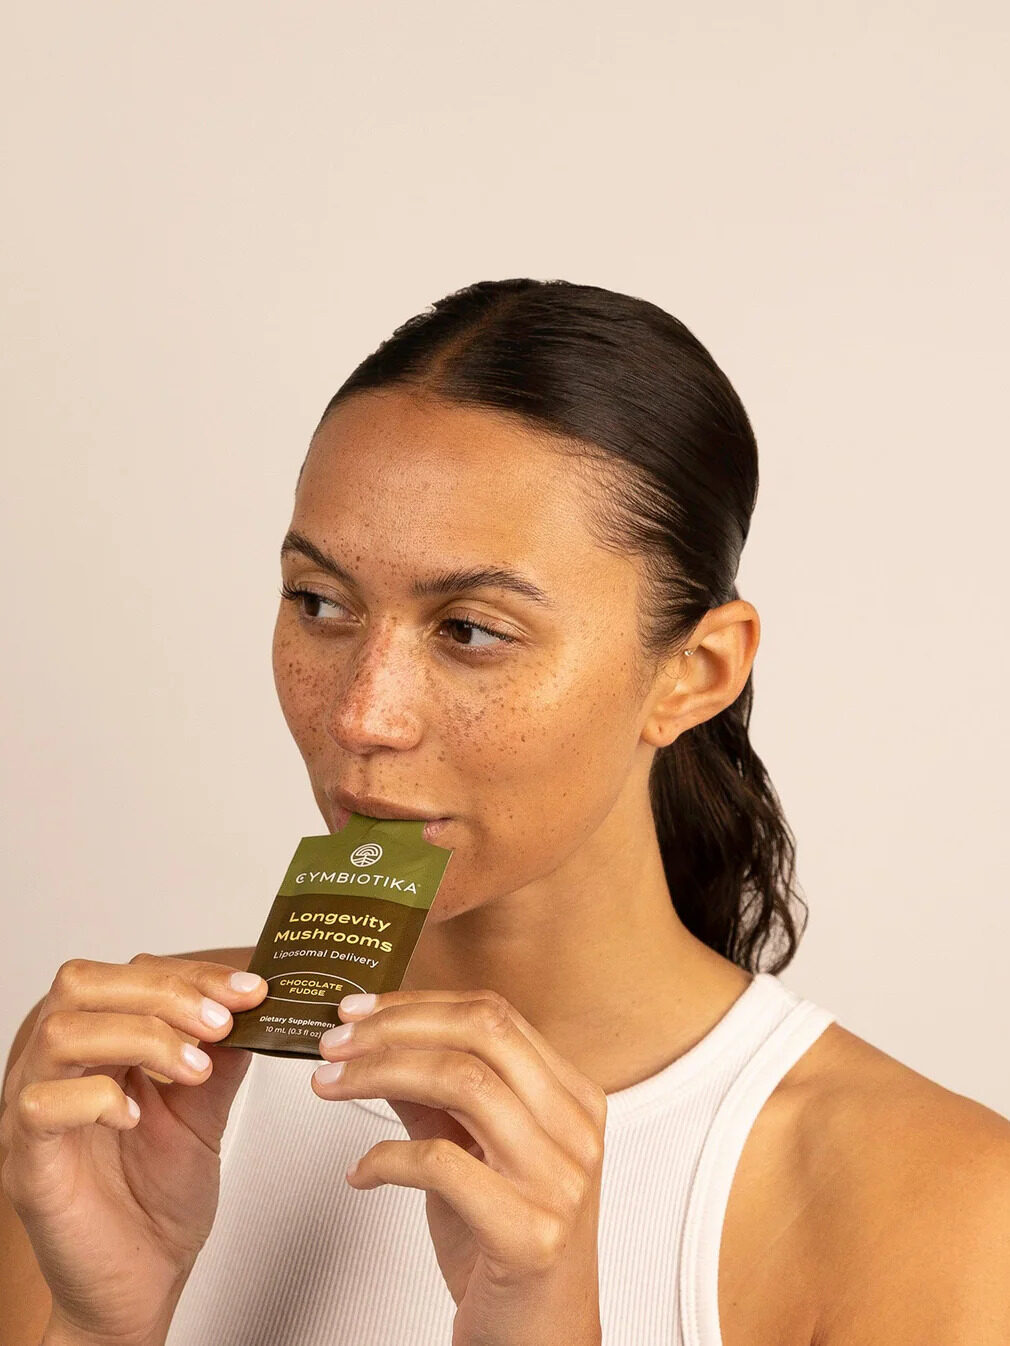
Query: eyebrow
280 529 555 609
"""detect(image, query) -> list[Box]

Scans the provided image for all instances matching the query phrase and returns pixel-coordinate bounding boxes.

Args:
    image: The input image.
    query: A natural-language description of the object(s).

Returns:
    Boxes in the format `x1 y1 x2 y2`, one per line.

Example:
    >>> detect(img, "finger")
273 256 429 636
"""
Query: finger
63 954 267 1037
13 1074 141 1138
312 1046 586 1208
11 956 267 1091
321 996 599 1163
347 1136 565 1276
1 1074 141 1214
338 988 606 1121
18 1010 222 1091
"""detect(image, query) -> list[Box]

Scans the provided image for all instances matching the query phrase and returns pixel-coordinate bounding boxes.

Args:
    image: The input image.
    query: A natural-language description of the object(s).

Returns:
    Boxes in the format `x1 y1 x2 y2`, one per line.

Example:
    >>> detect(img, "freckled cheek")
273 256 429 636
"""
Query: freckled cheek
446 678 592 795
476 667 632 808
432 707 609 902
272 625 333 747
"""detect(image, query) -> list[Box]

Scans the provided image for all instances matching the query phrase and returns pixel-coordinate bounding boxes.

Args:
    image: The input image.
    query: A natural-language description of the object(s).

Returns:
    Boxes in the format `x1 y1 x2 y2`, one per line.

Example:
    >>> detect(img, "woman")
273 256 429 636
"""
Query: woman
2 279 1008 1346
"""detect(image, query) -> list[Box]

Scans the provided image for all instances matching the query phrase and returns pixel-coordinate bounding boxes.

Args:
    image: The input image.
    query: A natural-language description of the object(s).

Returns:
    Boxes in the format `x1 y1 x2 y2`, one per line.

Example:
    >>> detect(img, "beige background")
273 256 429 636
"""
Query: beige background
2 3 1007 1116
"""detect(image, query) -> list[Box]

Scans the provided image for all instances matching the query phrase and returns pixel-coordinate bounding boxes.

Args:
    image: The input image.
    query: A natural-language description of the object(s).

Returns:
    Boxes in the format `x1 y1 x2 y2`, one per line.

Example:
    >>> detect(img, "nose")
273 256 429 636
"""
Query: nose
323 621 425 753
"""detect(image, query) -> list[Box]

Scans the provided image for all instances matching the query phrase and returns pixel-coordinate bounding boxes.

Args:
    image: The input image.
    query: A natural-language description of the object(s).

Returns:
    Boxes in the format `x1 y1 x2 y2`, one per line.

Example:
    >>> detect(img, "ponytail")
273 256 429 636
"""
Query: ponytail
650 668 807 974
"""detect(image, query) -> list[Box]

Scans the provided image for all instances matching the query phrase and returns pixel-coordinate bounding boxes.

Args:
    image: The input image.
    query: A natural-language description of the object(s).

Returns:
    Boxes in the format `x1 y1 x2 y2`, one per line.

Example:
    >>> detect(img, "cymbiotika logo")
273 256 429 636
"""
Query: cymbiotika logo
350 843 383 868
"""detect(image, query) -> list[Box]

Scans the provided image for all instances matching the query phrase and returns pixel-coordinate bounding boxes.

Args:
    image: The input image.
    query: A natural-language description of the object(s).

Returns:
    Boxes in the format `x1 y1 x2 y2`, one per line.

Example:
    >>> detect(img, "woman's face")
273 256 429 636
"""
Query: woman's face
273 387 660 921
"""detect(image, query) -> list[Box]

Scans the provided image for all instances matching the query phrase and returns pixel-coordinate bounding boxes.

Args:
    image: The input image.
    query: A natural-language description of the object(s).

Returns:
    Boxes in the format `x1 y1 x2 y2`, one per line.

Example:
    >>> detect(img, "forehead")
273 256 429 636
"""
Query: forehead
293 389 631 595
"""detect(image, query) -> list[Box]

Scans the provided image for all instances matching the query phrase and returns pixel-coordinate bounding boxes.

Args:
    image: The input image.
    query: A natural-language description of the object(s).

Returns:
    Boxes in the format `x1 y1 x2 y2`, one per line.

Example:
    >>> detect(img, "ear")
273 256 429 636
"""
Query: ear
640 599 761 748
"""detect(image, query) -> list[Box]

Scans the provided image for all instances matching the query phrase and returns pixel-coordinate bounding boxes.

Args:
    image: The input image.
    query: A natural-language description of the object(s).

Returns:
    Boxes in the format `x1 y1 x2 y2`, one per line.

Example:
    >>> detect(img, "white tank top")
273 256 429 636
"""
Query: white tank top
165 971 836 1346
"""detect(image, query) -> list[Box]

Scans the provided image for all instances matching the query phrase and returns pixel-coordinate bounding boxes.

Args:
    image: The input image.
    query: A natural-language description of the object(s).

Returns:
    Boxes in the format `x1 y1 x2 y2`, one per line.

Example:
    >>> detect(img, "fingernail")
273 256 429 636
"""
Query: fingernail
315 1061 347 1085
126 1097 141 1122
182 1043 211 1072
320 1023 354 1051
340 993 376 1014
201 997 231 1029
231 972 265 992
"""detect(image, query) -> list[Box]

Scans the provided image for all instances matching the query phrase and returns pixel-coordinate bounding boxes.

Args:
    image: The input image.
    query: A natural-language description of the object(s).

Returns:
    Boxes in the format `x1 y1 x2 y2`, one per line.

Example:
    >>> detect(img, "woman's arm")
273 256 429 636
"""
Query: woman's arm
2 994 53 1346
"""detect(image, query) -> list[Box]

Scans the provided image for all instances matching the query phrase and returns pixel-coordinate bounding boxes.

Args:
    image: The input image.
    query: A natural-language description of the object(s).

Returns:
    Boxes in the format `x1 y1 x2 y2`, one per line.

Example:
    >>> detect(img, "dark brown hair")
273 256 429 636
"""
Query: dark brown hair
309 278 807 974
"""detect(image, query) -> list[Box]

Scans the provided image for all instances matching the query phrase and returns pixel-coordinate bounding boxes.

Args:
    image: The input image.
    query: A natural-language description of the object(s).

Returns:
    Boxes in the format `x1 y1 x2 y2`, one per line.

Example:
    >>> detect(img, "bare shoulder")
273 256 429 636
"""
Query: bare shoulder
789 1022 1010 1344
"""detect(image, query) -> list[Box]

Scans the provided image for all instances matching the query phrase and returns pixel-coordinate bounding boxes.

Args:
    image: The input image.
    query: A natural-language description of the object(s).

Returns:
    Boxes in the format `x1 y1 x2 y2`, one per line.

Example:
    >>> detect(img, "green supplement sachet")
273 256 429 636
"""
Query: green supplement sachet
219 812 454 1059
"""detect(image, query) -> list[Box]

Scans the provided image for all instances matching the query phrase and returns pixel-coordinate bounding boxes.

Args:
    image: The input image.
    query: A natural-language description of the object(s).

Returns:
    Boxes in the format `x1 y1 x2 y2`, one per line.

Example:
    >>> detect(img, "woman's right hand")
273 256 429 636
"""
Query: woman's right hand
0 953 269 1346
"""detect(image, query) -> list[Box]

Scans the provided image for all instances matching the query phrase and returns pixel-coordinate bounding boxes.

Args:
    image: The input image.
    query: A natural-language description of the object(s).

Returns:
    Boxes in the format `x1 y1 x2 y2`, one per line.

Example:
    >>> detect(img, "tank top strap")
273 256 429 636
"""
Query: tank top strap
678 993 838 1346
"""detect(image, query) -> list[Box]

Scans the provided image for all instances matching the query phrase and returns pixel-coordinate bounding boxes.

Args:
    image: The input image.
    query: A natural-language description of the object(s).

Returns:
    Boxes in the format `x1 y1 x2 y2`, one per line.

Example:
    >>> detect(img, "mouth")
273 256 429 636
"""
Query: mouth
328 789 452 842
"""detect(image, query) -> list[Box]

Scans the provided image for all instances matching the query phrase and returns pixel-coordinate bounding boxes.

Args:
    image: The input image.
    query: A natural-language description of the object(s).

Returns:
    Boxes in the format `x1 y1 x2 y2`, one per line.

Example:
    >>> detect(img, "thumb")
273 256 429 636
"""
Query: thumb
132 1041 254 1154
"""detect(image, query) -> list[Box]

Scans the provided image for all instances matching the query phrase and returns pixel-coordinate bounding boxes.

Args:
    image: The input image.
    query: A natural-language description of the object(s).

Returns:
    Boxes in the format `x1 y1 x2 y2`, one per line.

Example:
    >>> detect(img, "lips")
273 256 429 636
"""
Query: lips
329 786 441 819
328 790 451 843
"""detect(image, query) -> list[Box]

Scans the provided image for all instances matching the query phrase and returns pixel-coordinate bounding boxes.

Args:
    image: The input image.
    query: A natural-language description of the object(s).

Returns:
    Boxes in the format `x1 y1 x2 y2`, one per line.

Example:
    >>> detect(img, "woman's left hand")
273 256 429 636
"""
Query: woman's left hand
312 987 607 1346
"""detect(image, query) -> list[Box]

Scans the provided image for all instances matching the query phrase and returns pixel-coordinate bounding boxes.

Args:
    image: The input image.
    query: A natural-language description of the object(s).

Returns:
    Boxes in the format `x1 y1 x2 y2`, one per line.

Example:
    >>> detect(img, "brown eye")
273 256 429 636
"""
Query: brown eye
279 583 349 621
440 617 511 650
279 585 519 658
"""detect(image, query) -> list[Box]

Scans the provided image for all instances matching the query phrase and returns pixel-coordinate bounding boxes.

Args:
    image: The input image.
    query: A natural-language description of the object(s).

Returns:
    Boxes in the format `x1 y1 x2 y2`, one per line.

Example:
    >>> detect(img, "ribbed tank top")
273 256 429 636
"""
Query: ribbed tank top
165 971 836 1346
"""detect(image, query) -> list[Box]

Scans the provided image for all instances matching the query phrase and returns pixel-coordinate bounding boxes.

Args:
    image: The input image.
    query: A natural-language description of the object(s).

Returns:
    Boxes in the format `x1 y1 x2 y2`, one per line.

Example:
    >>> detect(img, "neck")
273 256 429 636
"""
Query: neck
399 780 753 1095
